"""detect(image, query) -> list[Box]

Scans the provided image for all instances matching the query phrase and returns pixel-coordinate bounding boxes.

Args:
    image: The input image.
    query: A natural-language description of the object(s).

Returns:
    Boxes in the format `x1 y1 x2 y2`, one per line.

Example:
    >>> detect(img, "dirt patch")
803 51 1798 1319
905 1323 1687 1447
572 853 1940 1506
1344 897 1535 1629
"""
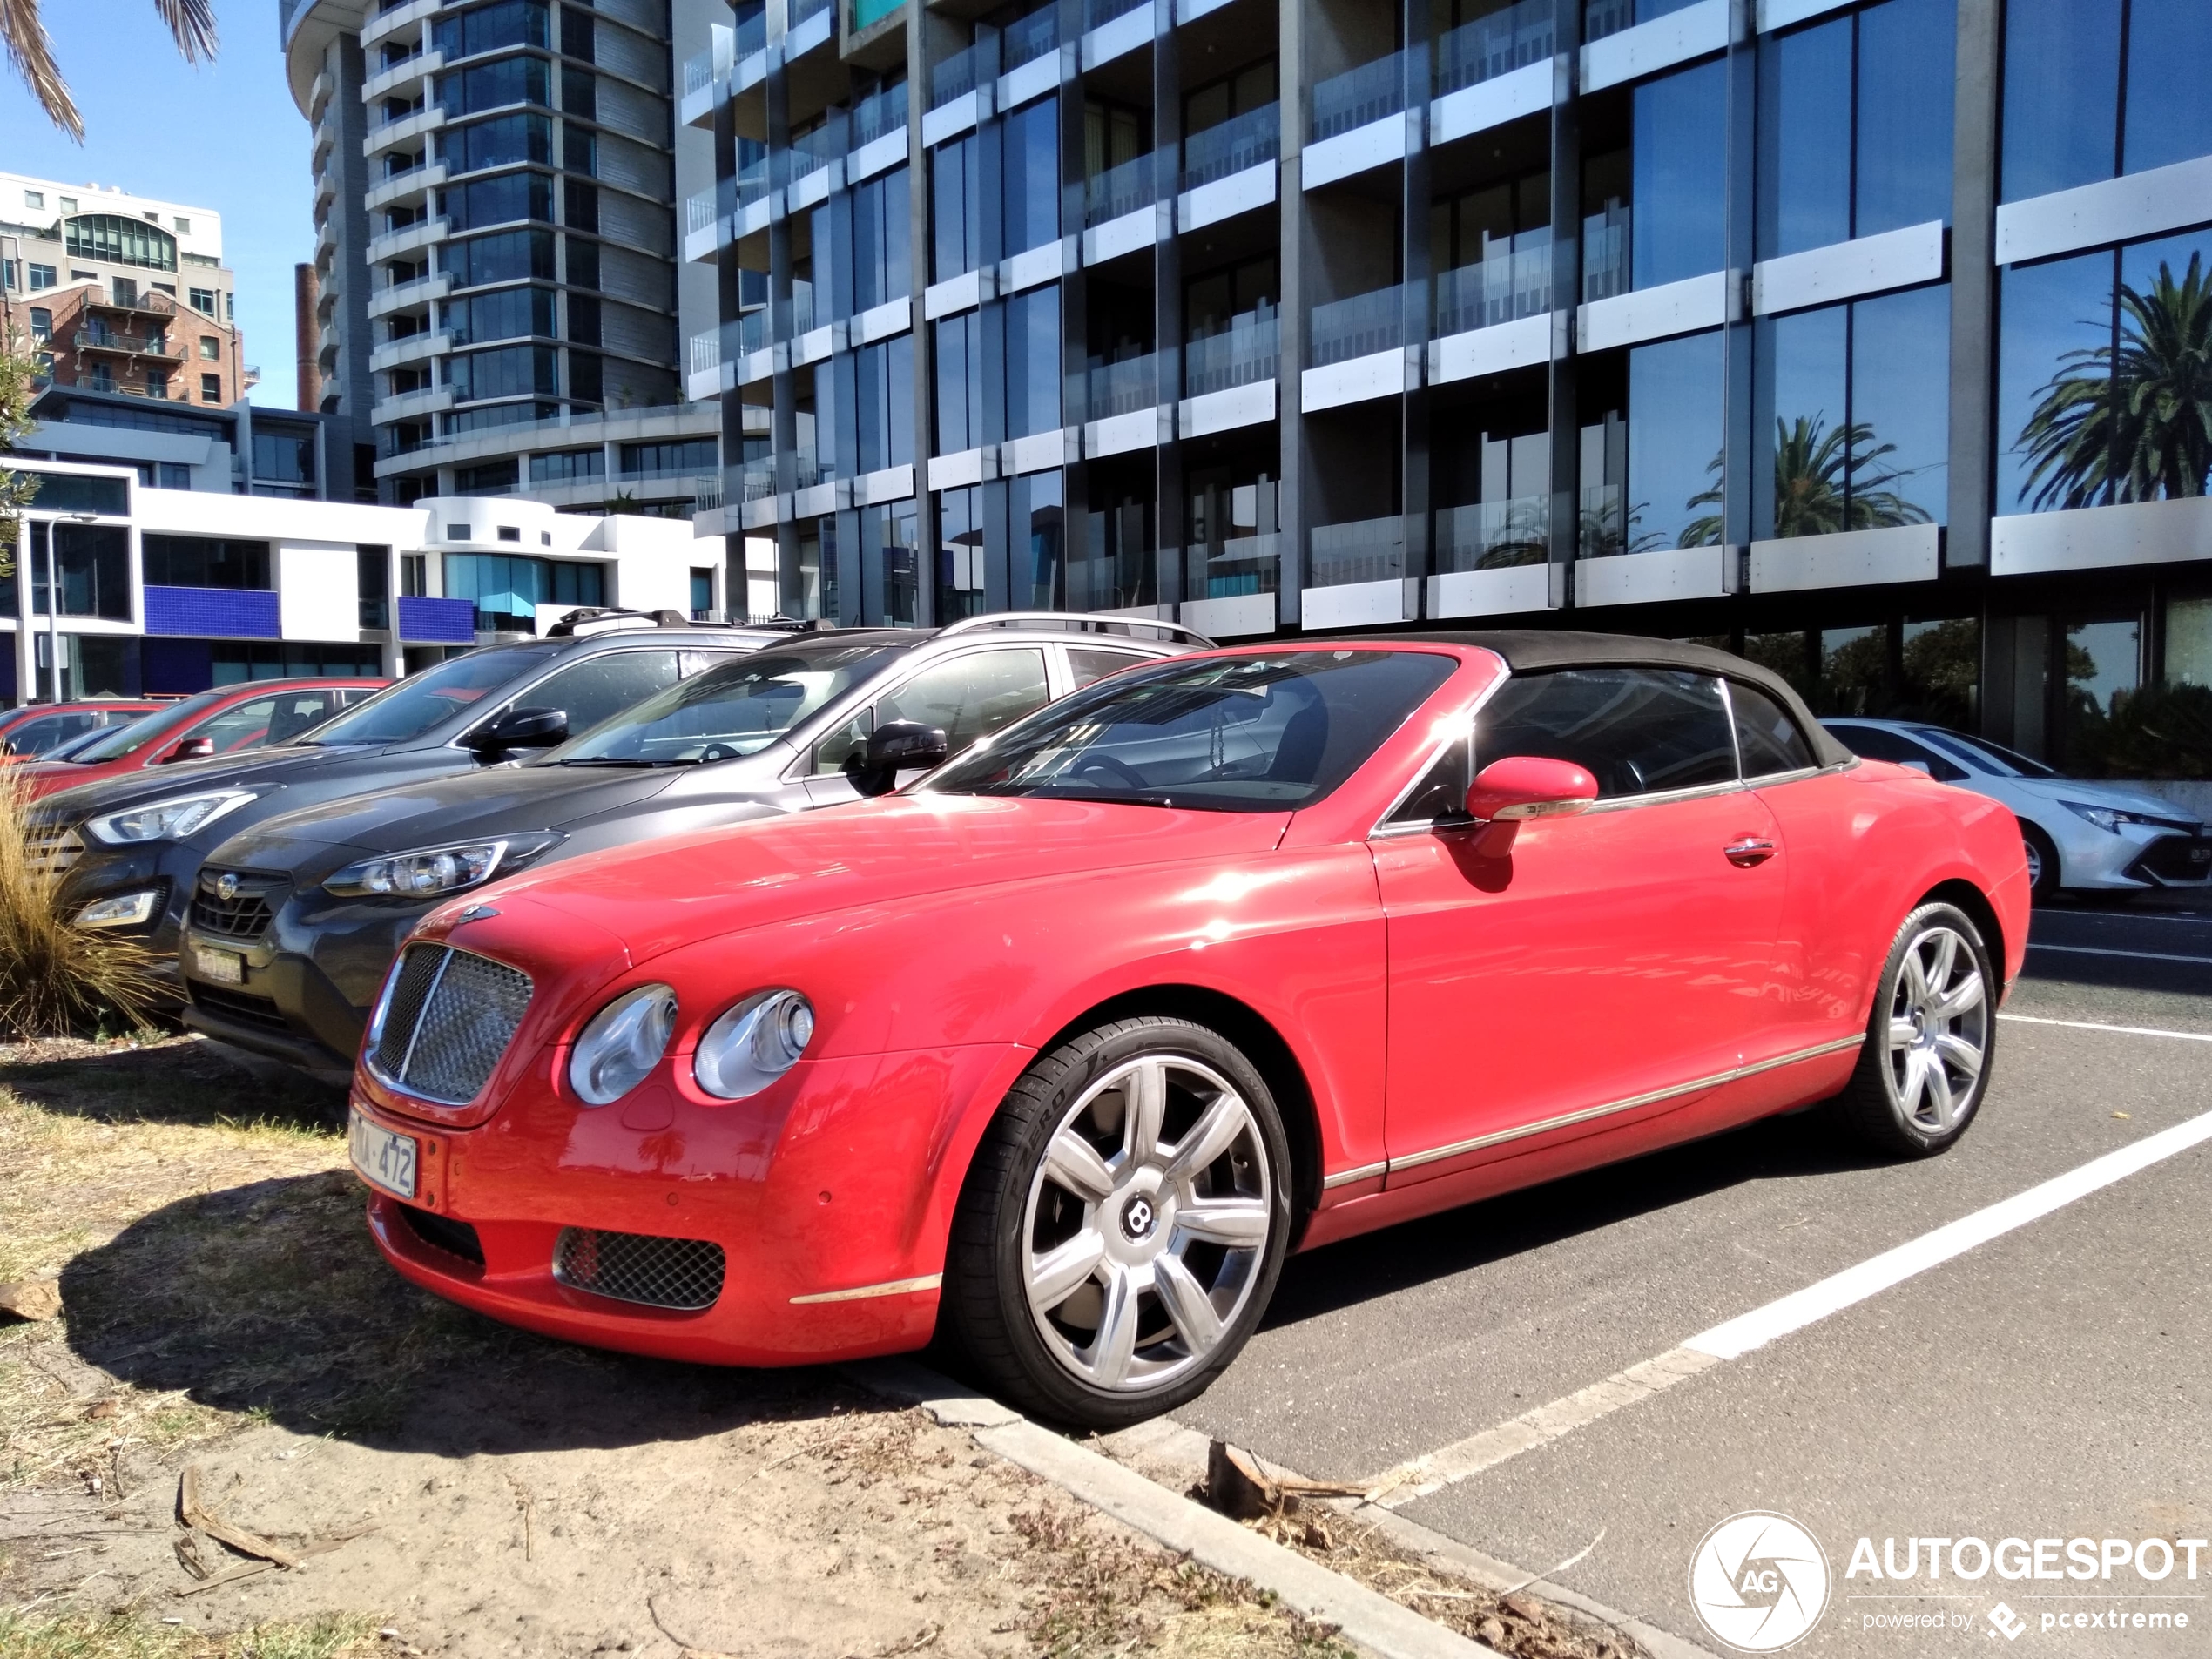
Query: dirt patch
0 1037 1353 1658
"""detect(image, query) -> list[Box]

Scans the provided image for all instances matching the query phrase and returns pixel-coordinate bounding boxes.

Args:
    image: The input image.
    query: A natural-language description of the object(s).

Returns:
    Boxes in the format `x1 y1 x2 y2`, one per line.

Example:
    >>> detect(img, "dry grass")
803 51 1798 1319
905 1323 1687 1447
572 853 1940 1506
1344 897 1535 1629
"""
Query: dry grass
0 775 166 1041
0 1610 381 1659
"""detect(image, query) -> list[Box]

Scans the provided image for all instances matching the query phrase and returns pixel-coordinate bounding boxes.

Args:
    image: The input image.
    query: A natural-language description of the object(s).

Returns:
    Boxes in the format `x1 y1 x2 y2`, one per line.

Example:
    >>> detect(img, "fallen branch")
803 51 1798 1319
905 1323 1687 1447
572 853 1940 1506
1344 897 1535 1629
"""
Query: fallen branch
169 1560 277 1598
176 1466 299 1568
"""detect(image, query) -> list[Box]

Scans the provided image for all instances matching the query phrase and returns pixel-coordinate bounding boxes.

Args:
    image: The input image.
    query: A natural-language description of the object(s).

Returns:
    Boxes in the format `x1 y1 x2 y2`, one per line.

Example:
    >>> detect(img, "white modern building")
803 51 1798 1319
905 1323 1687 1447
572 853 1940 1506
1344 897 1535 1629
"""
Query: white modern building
2 458 771 706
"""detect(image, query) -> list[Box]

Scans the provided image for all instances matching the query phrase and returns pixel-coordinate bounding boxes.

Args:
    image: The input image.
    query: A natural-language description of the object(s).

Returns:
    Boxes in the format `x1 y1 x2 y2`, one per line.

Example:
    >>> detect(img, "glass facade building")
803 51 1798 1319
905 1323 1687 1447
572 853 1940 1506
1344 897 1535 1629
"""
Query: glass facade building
692 0 2212 769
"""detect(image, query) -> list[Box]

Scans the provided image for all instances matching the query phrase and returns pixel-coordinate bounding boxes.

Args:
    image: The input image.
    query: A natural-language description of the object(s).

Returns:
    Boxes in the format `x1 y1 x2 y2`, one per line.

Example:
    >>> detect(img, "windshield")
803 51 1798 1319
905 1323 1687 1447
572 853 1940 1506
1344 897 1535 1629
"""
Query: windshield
64 689 230 763
1918 729 2058 779
925 649 1458 812
304 647 556 745
547 644 910 765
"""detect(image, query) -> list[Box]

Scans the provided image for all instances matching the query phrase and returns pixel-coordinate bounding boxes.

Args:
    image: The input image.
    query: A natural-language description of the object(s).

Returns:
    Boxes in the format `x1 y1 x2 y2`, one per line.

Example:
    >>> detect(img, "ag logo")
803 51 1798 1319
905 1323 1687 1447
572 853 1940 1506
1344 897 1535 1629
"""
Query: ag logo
1688 1512 1831 1651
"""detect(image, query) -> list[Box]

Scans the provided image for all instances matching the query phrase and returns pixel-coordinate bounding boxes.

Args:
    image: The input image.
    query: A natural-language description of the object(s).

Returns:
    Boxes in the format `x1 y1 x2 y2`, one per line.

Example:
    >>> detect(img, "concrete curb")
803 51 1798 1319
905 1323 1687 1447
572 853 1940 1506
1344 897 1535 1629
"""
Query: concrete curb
847 1359 1501 1659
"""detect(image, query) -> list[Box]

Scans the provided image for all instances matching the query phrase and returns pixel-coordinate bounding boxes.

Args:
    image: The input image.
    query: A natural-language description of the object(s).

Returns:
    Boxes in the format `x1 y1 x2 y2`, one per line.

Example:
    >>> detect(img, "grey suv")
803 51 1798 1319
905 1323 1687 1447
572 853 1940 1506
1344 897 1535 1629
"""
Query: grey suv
185 613 1207 1080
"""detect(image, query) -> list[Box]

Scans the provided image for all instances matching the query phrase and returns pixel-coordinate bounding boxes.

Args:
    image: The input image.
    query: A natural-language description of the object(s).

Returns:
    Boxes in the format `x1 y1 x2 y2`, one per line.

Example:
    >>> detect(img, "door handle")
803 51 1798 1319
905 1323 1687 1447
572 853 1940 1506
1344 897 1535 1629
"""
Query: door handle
1724 837 1776 867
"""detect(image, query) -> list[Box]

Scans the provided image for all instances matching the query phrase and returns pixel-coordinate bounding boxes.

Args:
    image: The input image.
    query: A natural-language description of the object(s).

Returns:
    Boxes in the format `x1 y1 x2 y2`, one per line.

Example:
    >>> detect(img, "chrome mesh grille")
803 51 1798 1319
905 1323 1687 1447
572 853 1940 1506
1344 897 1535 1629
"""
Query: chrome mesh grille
553 1228 726 1311
371 942 532 1105
25 824 84 886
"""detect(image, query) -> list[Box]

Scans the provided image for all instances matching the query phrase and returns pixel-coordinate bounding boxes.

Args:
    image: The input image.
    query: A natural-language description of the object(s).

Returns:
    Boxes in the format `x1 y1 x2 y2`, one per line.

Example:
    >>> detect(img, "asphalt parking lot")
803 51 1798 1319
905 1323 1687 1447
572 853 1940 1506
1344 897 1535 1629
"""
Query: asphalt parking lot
1169 898 2212 1656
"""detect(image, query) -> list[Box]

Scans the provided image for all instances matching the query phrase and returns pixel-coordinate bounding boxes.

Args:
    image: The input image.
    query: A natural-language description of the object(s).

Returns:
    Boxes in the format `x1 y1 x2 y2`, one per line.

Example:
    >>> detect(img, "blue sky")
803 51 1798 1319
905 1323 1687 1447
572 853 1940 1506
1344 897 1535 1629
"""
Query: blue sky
6 2 314 406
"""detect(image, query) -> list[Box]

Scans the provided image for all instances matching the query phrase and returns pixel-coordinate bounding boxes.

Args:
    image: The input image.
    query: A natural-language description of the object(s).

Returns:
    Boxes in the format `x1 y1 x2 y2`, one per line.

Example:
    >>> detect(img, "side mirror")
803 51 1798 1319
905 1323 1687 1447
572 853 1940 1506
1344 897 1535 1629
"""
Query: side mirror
846 719 948 799
1898 759 1932 776
1466 756 1600 824
469 705 569 753
165 736 217 763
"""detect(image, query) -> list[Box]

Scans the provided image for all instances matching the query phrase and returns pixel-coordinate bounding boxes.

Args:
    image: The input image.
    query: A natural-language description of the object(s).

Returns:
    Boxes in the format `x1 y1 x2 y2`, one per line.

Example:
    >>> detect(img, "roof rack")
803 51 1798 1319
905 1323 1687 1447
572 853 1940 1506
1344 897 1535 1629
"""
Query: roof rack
543 607 695 637
935 610 1216 647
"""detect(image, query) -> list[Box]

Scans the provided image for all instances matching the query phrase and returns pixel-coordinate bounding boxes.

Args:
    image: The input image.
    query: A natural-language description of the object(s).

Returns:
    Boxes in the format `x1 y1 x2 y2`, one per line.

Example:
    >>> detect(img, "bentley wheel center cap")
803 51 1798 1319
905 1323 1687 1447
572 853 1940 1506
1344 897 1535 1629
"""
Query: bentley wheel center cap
1120 1194 1157 1243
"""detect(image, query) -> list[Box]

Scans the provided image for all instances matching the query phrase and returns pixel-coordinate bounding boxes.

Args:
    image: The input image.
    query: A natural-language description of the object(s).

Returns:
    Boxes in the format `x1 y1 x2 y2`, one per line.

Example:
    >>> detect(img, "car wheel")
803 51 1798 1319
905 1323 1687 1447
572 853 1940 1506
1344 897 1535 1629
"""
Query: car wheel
2021 823 2060 900
944 1016 1292 1429
1831 901 1996 1157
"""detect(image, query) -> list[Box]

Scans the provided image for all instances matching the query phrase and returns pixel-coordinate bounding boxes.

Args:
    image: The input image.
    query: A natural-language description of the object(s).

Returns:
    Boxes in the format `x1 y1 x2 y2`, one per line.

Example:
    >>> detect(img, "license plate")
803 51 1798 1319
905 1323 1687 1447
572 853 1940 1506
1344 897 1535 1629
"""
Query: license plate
192 946 243 985
349 1111 419 1200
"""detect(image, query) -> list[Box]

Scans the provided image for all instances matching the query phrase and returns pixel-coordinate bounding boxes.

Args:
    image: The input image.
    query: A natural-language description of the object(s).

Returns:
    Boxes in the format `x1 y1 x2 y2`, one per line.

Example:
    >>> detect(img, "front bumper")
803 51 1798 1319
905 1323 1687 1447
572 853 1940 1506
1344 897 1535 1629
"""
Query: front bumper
2048 816 2212 891
347 1037 1034 1368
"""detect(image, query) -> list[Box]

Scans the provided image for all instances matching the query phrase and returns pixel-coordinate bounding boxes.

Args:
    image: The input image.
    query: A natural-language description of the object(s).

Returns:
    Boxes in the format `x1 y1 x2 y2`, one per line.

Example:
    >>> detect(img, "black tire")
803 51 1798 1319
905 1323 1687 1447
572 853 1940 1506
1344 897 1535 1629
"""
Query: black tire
1831 901 1997 1157
2021 822 2060 901
943 1016 1293 1429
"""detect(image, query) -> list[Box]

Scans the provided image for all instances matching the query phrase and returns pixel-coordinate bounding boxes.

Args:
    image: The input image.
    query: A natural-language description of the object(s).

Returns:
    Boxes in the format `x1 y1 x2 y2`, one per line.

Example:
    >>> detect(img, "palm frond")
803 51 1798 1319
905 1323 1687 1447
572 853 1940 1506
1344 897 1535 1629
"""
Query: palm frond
152 0 218 62
1 0 84 140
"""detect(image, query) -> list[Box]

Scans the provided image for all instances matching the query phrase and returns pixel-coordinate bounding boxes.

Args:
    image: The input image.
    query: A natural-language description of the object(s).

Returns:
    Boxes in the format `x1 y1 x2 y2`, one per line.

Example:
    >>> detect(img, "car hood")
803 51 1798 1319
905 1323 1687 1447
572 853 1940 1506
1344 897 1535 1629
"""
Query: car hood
443 792 1292 972
2005 777 2202 821
211 762 685 871
27 741 388 823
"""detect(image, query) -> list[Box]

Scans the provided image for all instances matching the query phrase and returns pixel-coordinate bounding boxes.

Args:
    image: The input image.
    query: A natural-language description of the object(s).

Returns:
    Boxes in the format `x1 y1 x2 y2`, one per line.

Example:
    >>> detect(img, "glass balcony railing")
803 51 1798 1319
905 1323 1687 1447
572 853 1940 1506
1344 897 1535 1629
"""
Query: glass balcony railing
1433 233 1554 335
736 4 767 56
738 153 772 208
1002 6 1058 71
1582 204 1630 302
931 39 989 108
1309 515 1405 587
792 0 833 28
1084 152 1156 226
1184 309 1278 397
685 179 726 236
1084 0 1147 29
1079 352 1160 421
791 280 817 336
1584 0 1702 44
1435 0 1553 96
792 445 832 489
1181 103 1280 192
1310 50 1405 143
695 475 724 514
1308 282 1408 368
1435 497 1549 572
689 327 720 377
683 23 731 95
792 124 841 182
737 307 770 358
1185 533 1280 600
741 455 778 502
850 79 907 148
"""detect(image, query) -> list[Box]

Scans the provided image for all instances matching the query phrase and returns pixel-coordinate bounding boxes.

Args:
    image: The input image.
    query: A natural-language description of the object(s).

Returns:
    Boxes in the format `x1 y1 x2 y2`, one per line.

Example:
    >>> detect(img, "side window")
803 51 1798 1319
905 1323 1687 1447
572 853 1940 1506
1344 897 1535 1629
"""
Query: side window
192 695 284 753
9 713 92 754
1728 683 1817 778
1068 647 1149 688
811 705 873 774
876 649 1053 756
1476 668 1736 799
1385 730 1474 826
520 651 682 738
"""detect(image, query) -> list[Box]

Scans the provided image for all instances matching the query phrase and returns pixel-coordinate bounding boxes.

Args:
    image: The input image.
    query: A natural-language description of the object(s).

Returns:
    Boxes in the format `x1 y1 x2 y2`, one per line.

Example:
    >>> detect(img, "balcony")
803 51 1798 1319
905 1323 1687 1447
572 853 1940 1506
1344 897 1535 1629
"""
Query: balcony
84 293 178 320
1581 204 1630 303
931 38 992 111
740 455 778 502
1085 152 1157 227
851 80 908 151
368 159 445 212
1309 515 1406 588
369 329 449 373
368 216 448 265
1311 51 1406 144
1184 311 1278 399
371 384 455 425
72 328 181 359
364 46 440 102
1309 284 1407 369
366 270 452 318
1182 105 1279 194
1434 235 1554 336
1434 497 1549 572
1435 0 1553 97
1002 5 1058 72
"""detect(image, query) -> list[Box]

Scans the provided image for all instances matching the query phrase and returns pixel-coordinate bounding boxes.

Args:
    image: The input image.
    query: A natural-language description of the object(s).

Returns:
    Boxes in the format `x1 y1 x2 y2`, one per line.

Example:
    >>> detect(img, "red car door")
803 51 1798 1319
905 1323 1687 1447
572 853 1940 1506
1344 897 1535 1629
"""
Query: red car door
1372 666 1789 1189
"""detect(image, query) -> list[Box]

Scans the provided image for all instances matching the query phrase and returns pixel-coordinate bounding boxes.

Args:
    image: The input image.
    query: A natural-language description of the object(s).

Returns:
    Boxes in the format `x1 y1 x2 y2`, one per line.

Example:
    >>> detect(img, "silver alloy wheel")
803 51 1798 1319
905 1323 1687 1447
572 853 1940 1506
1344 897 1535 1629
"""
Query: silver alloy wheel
1021 1053 1272 1393
2023 836 2044 889
1885 923 1990 1133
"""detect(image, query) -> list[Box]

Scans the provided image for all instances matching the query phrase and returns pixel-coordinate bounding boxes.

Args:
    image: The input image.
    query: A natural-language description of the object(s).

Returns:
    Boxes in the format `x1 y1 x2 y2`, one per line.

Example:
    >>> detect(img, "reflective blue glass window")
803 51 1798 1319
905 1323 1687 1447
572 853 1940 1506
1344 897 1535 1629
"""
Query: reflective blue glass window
2000 0 2120 201
1757 306 1850 538
933 311 986 453
1012 470 1063 607
1757 18 1851 260
1631 61 1726 289
1849 284 1949 525
932 135 981 280
1855 0 1954 237
1002 96 1060 258
1004 285 1061 439
1626 328 1723 550
2122 0 2212 175
853 166 911 312
936 485 987 621
1995 248 2109 509
856 334 915 472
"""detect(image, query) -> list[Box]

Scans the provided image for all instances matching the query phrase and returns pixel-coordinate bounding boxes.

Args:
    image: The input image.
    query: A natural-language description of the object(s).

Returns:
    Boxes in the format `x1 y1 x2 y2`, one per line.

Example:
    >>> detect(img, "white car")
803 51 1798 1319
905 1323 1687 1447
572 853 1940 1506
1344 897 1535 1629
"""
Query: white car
1822 718 2212 899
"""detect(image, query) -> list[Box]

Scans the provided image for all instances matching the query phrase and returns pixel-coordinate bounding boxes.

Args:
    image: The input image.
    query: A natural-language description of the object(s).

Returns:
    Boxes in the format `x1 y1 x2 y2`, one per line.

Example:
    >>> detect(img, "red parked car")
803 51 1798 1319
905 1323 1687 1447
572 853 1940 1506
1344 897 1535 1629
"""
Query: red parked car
16 678 386 799
345 633 2029 1426
0 700 166 762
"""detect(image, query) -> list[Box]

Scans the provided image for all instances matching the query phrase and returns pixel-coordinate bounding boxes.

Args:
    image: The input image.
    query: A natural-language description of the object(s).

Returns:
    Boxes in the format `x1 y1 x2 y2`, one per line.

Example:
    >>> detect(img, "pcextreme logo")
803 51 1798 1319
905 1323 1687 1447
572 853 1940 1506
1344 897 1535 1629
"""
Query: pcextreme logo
1689 1512 1832 1651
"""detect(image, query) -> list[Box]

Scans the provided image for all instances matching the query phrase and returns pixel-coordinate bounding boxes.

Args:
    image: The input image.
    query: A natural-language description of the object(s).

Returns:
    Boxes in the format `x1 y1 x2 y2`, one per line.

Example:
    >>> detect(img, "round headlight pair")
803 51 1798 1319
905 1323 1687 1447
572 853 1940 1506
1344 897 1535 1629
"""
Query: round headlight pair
567 985 813 1106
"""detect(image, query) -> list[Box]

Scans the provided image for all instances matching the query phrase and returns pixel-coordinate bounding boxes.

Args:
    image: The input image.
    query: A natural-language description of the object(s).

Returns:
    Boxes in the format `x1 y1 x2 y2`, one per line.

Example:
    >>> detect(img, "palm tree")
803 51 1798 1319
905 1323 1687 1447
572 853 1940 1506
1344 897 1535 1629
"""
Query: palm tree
2018 254 2212 510
1680 415 1932 545
3 0 216 141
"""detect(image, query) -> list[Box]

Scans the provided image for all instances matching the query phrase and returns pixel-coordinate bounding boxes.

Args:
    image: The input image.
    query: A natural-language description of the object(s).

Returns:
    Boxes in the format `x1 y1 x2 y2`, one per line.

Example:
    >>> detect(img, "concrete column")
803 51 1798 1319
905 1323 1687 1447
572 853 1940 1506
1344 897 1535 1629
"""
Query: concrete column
1276 0 1306 626
1947 0 2000 572
1543 0 1581 608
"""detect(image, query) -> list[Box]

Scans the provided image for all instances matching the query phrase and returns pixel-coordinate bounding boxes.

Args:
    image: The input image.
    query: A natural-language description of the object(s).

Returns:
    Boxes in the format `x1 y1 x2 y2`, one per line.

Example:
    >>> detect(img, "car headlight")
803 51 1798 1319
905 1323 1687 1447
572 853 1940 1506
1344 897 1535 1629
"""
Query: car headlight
84 789 256 846
692 989 814 1100
324 833 562 900
2060 799 2184 833
568 983 678 1106
73 890 158 929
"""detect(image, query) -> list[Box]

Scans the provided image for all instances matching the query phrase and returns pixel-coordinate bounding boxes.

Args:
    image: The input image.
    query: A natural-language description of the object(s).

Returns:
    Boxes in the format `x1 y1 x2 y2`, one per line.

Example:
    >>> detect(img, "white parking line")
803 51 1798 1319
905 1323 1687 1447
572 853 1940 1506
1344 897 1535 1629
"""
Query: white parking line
1371 1107 2212 1509
2027 941 2212 965
2000 1012 2212 1042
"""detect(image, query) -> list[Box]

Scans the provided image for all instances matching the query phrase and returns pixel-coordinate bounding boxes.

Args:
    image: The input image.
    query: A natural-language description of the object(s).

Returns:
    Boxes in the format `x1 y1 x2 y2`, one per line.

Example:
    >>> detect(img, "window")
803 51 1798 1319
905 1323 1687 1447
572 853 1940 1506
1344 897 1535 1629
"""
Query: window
442 171 554 233
437 54 550 118
852 165 912 312
1600 328 1723 556
146 369 171 400
34 524 132 620
1757 0 1954 260
360 545 393 629
436 111 554 175
690 567 715 619
1756 283 1950 537
1475 667 1737 799
562 644 905 765
433 0 550 59
929 651 1457 811
931 134 981 281
2 712 101 756
24 190 43 209
455 459 520 494
30 263 56 290
444 551 604 629
158 462 192 489
860 500 921 627
253 429 316 485
64 212 177 271
142 535 272 590
187 287 218 314
401 554 428 597
529 448 604 483
28 307 51 339
2001 0 2212 203
814 649 1052 772
439 226 556 286
934 311 986 454
1001 96 1059 258
1631 60 1726 290
173 217 190 233
444 285 556 345
190 690 351 752
446 343 559 400
855 335 915 474
1015 471 1064 607
58 196 77 212
513 650 683 737
198 336 219 361
618 439 718 477
1996 226 2212 511
1005 286 1061 440
1828 722 1968 780
1068 648 1148 687
201 373 223 401
936 486 984 621
497 526 522 542
1730 683 1817 776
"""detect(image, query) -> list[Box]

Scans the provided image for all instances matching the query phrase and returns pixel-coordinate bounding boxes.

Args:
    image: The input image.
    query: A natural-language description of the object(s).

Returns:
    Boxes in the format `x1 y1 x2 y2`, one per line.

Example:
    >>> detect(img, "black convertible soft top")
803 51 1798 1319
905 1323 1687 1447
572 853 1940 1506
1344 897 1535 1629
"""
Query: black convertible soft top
1312 628 1856 771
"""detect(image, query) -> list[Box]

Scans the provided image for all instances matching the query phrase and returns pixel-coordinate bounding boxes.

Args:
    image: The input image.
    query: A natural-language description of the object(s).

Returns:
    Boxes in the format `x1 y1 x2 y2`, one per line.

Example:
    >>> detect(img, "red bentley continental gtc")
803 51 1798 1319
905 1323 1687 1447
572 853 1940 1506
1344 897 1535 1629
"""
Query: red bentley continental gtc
347 633 2028 1426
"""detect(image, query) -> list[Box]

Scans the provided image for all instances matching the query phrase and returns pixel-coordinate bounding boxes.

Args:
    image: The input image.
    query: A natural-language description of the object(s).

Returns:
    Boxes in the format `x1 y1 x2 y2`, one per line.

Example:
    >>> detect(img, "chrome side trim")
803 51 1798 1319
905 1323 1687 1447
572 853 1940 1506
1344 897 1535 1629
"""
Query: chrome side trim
1380 1033 1867 1177
789 1271 943 1305
1320 1160 1388 1190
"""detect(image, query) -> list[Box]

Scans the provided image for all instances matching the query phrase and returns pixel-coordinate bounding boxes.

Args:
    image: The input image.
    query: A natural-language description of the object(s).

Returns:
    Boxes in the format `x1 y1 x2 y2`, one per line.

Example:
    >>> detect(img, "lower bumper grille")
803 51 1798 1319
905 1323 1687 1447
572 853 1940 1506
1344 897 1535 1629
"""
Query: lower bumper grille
397 1203 485 1268
192 867 286 941
2128 833 2212 885
552 1228 725 1311
189 982 291 1033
